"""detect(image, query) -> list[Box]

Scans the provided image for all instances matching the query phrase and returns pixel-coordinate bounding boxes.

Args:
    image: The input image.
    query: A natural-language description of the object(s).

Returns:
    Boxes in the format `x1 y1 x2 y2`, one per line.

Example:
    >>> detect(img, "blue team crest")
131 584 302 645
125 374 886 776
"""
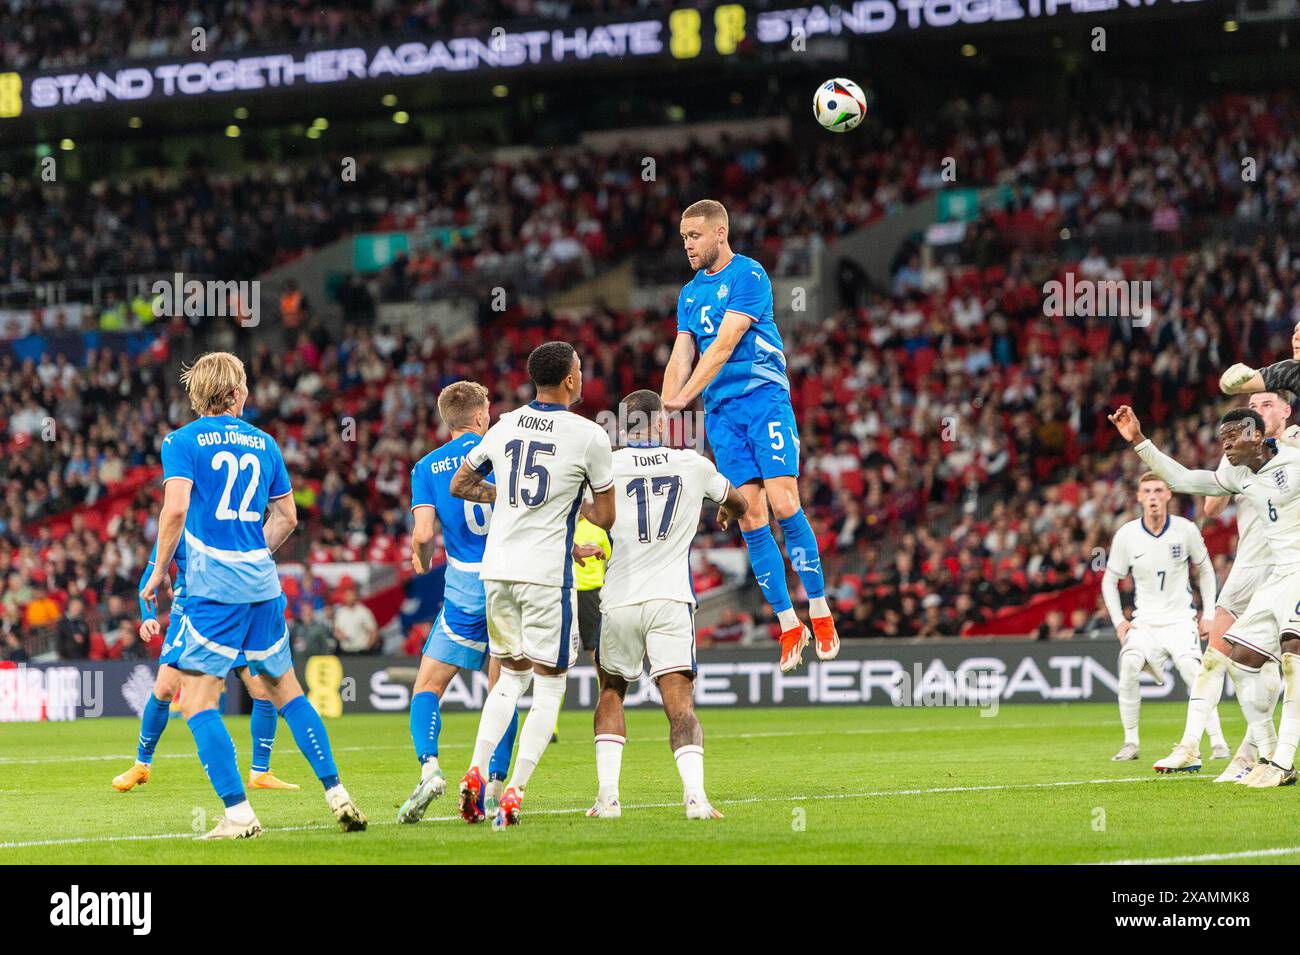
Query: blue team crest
717 284 729 298
1169 543 1183 560
1275 467 1289 490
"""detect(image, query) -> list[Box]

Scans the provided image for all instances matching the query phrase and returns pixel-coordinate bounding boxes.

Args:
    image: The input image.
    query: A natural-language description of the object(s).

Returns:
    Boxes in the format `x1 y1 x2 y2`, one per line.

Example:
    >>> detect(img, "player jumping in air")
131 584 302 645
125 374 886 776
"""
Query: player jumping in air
399 380 518 824
1100 472 1224 763
586 390 747 821
1152 390 1294 780
450 341 616 827
141 352 366 838
663 199 836 672
112 535 299 793
1110 403 1300 787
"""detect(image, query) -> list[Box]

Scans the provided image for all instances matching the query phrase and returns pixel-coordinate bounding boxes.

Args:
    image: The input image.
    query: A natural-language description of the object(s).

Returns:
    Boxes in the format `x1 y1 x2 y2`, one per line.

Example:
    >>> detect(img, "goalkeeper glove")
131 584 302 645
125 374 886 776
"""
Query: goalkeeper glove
1220 362 1258 394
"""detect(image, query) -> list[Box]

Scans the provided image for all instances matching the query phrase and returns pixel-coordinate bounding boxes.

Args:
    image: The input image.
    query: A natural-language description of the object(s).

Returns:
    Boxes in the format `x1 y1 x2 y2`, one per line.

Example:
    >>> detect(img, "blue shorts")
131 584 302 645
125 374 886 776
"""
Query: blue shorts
159 620 249 670
422 603 489 672
705 388 800 487
175 594 290 679
158 601 250 669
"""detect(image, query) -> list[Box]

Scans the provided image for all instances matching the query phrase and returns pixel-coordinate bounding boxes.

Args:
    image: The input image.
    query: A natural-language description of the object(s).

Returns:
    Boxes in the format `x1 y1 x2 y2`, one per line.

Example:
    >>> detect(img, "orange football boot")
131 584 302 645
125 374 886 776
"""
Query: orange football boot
811 613 840 661
779 623 811 673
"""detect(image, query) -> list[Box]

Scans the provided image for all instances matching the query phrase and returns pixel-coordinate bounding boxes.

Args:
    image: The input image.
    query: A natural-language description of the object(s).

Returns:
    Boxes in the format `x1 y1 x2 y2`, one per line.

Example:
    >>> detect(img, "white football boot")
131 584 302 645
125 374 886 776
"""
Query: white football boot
1152 743 1201 774
685 795 723 820
397 767 446 824
1111 742 1140 761
586 792 622 819
327 787 369 831
198 814 263 840
1240 759 1298 789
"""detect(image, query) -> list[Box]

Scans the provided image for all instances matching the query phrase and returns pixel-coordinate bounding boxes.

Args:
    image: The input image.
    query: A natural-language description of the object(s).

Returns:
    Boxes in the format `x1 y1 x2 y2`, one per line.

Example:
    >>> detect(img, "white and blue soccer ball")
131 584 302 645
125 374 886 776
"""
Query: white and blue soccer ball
813 78 867 133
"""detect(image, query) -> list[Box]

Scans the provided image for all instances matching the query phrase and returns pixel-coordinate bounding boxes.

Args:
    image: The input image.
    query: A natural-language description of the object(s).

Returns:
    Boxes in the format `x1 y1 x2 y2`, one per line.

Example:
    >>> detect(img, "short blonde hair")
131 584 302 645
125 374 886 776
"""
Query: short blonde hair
681 199 728 226
1138 471 1167 488
180 352 247 415
437 380 490 430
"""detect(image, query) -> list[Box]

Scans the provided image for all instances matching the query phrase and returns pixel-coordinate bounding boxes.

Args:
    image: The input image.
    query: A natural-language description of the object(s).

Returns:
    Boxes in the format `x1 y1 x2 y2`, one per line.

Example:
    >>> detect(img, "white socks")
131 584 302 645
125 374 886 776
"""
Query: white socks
421 757 442 780
809 596 831 618
471 667 532 771
1272 653 1300 770
674 745 706 802
1179 646 1227 749
1118 652 1143 746
1175 655 1226 749
1231 660 1278 761
595 734 625 799
509 672 567 792
777 609 799 631
227 799 256 825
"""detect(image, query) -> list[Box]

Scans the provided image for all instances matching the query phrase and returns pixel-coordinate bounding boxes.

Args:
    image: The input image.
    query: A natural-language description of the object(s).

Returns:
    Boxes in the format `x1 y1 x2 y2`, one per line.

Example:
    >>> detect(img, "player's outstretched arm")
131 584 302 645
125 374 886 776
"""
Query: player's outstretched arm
1108 405 1232 496
450 459 496 505
661 332 696 406
264 493 299 554
142 479 191 609
664 313 749 412
1220 363 1264 395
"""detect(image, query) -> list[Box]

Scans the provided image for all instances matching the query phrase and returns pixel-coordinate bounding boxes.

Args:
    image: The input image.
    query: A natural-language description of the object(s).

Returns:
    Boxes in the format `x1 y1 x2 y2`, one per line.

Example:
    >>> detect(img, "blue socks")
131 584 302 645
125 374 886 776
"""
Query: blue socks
741 525 793 614
249 698 278 774
136 694 171 765
411 690 441 764
280 695 340 791
488 709 519 781
186 708 245 808
777 508 826 599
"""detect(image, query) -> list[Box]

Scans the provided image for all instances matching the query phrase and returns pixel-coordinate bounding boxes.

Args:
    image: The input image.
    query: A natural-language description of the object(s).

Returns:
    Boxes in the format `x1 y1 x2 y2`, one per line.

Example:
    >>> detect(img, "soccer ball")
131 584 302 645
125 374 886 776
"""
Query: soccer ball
813 78 867 133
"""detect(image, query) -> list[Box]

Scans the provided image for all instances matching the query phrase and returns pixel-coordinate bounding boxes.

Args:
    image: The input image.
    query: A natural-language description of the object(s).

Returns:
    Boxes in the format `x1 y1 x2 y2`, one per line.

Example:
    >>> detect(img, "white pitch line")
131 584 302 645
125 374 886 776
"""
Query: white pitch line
1094 845 1300 865
0 718 1152 767
0 774 1196 850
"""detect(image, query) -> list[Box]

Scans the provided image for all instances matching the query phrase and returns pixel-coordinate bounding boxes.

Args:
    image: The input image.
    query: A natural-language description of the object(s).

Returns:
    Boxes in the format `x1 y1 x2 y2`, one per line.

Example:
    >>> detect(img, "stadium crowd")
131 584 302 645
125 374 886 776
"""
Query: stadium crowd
5 224 1298 657
12 86 1297 305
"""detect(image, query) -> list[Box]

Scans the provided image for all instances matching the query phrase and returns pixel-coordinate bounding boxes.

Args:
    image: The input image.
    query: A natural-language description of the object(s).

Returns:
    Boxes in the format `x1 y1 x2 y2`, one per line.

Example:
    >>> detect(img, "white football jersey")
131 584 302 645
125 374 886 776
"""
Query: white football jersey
1220 455 1272 570
1105 515 1209 625
1214 446 1300 568
464 401 613 588
601 445 732 611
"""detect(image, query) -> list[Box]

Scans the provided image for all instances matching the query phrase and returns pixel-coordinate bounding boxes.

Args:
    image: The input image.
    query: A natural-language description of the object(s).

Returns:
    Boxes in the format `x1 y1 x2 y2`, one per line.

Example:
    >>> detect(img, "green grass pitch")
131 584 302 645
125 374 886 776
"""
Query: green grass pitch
1 702 1294 864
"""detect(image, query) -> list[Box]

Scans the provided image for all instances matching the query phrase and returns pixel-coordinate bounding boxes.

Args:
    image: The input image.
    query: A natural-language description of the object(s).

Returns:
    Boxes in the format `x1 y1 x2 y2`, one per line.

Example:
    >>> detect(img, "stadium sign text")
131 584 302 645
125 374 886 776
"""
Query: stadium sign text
1 0 1205 116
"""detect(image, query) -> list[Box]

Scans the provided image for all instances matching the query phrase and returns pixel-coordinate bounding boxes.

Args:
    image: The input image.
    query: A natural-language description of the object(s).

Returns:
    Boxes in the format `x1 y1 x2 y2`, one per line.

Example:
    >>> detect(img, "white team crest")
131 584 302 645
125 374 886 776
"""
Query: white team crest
1275 468 1289 490
1168 543 1183 561
717 284 728 298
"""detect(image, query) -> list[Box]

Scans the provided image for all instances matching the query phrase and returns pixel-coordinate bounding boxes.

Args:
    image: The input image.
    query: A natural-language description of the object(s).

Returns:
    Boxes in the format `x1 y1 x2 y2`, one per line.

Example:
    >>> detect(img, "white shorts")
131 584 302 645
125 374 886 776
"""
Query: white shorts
1217 562 1272 617
1121 619 1201 670
1224 565 1300 663
598 599 697 683
484 580 580 670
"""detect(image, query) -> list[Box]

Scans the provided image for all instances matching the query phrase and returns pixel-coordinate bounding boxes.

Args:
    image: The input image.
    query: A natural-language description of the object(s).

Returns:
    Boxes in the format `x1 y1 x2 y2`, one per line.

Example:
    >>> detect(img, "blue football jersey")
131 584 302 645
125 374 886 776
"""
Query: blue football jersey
676 253 789 409
138 536 188 622
160 414 291 604
410 432 492 617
